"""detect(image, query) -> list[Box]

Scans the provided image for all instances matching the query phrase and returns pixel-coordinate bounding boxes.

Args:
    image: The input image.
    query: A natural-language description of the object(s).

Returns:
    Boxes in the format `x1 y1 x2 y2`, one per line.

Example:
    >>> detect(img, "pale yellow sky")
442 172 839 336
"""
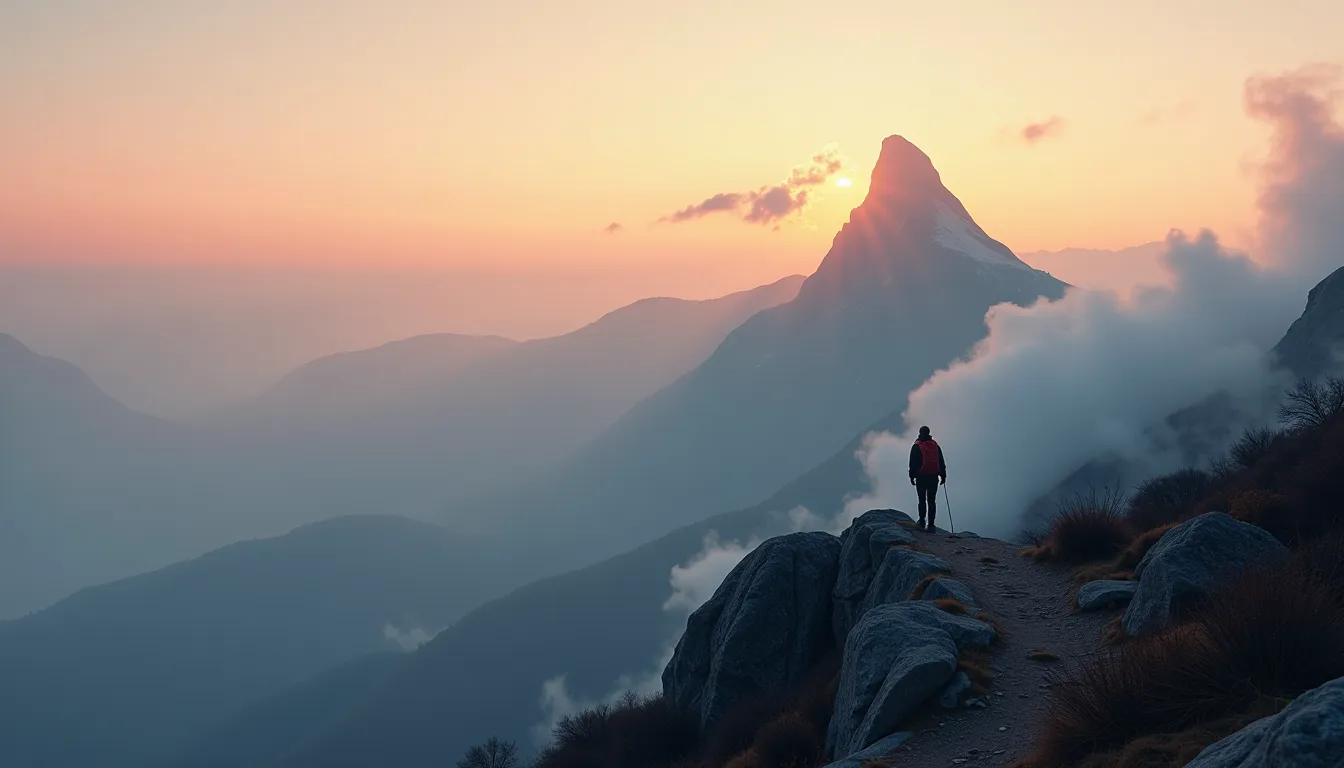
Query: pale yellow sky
3 0 1342 286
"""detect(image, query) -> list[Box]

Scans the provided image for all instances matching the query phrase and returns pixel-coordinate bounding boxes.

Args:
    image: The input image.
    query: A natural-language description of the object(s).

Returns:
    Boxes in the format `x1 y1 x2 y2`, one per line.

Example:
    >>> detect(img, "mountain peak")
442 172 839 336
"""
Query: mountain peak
799 135 1045 304
867 135 944 202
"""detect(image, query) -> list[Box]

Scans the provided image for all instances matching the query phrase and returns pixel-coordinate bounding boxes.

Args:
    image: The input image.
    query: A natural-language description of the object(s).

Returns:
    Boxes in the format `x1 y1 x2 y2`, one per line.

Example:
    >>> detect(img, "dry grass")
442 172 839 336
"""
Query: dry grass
958 649 995 694
976 611 1005 641
1026 489 1131 566
933 598 969 615
1020 548 1344 767
907 573 951 601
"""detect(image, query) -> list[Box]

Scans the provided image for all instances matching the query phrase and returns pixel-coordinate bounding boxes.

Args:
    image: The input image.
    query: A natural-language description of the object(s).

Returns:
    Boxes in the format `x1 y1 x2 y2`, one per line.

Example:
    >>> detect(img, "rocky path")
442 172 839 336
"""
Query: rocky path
881 531 1114 767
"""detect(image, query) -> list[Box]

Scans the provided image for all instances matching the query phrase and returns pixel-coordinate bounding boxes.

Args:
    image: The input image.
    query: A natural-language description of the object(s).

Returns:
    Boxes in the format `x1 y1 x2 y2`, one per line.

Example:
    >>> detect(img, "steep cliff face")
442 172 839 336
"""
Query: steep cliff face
1273 265 1344 379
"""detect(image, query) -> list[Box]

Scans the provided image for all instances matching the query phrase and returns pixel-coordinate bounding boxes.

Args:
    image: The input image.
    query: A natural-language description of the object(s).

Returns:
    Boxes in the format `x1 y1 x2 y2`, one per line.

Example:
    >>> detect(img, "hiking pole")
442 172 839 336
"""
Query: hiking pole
943 480 957 536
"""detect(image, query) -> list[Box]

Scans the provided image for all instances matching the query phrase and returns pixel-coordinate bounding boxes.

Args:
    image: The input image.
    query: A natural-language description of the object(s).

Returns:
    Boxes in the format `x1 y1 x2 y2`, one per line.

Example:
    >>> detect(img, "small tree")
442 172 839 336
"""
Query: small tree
457 737 519 768
1277 376 1344 430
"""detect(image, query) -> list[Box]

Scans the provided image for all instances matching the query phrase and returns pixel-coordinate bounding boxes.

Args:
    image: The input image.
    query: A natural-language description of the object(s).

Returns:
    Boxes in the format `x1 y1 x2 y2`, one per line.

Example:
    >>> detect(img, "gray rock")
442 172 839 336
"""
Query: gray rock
828 603 959 758
1076 580 1138 611
921 578 978 610
1123 512 1287 636
1187 676 1344 767
833 510 916 645
862 547 951 614
662 531 842 732
821 731 913 768
886 600 996 649
938 671 973 708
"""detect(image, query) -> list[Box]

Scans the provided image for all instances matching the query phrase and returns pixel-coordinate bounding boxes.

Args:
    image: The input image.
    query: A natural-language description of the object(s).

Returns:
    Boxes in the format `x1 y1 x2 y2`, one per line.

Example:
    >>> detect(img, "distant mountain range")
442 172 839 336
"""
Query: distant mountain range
0 277 800 621
0 515 478 767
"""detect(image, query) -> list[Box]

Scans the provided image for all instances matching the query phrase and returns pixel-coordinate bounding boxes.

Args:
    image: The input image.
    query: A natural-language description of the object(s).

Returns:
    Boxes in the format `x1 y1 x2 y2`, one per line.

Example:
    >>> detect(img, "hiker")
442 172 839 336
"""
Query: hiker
908 426 947 532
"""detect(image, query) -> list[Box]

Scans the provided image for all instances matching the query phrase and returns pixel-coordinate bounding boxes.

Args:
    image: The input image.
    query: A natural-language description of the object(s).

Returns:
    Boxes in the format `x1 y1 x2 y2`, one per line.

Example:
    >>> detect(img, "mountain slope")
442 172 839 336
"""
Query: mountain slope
243 333 519 422
0 334 193 618
486 135 1067 557
0 515 485 768
215 275 806 518
1273 264 1344 378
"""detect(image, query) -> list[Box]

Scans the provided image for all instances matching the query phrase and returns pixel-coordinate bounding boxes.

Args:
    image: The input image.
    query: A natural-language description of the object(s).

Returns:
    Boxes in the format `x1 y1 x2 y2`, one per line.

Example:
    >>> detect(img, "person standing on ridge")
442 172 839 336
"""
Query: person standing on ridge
909 426 947 532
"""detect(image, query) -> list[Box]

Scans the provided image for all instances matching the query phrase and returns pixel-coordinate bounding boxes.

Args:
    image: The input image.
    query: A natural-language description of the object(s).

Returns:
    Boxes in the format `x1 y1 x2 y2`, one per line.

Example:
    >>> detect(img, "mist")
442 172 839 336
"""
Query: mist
848 67 1344 538
0 263 792 418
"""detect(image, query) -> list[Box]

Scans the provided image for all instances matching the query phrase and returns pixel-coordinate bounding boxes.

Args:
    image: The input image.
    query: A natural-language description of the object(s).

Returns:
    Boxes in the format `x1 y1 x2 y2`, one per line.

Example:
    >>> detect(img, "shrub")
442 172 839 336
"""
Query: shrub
1277 376 1344 430
1022 549 1344 767
534 694 698 768
701 652 840 768
1228 427 1283 470
1027 488 1131 565
1126 469 1212 531
751 712 822 768
457 737 519 768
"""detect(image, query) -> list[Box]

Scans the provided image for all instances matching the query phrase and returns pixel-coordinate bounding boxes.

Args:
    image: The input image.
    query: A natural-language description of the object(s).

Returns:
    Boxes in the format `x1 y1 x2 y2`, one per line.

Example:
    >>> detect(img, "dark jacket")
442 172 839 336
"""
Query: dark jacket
909 436 947 480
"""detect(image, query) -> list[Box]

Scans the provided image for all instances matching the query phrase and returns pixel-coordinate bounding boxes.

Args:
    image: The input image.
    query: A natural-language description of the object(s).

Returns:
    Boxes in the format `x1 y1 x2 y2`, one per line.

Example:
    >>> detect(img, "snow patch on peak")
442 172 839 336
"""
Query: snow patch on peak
932 200 1029 270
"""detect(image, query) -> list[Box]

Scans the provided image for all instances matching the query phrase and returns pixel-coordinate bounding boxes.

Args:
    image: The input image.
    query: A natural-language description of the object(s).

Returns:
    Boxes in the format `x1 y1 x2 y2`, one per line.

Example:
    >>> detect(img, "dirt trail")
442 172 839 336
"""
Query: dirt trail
879 530 1115 767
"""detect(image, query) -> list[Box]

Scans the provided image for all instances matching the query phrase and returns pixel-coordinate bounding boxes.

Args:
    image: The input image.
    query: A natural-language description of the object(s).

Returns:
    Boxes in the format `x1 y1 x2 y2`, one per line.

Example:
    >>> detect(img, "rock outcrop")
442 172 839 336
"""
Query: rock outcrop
826 601 995 758
833 510 917 646
1076 580 1138 612
664 509 994 765
1187 676 1344 767
921 577 978 609
1123 512 1287 636
828 605 959 759
862 548 951 612
662 531 842 731
821 731 913 768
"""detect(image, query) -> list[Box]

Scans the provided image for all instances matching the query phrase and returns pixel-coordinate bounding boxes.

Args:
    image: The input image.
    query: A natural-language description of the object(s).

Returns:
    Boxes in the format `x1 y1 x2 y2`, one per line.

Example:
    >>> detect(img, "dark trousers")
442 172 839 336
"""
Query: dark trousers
916 476 940 524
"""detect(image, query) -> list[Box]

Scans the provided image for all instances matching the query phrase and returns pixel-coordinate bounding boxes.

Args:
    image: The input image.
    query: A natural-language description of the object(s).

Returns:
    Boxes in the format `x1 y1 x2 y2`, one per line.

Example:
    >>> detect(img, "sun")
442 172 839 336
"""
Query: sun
834 177 853 188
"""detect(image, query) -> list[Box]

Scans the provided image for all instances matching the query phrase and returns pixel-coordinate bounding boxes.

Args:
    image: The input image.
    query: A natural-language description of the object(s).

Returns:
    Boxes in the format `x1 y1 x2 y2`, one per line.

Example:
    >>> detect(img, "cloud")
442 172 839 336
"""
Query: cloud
1246 64 1344 280
661 146 842 226
382 623 435 651
1020 116 1067 144
603 222 624 234
846 64 1344 539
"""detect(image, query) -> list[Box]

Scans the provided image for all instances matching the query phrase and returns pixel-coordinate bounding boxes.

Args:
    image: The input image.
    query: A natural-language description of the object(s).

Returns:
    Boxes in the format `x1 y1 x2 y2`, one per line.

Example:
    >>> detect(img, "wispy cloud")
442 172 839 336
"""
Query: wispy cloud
661 146 842 226
603 222 625 234
1019 115 1067 145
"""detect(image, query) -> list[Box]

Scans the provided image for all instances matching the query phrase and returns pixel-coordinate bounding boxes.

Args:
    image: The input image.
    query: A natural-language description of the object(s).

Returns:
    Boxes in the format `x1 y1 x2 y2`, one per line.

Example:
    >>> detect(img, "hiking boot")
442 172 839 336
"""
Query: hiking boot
917 519 926 531
926 523 938 534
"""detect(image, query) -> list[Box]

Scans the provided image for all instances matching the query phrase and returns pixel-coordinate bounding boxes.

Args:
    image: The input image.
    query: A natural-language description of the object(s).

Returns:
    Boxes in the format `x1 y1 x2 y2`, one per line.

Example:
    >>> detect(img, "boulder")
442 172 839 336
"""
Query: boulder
662 531 842 732
861 547 951 614
1076 580 1138 612
828 603 958 758
1187 676 1344 767
833 510 916 645
821 731 913 768
1123 512 1287 636
887 600 995 649
921 578 977 609
938 670 973 708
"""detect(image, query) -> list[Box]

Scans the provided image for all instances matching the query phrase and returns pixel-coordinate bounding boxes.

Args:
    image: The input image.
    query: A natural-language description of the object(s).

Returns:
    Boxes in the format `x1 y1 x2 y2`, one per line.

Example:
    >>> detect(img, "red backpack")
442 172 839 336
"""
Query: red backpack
917 439 941 476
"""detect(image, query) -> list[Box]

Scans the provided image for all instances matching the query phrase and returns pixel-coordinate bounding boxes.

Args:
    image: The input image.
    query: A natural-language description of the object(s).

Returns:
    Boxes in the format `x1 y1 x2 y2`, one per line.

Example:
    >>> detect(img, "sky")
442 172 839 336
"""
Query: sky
2 1 1342 416
4 0 1343 283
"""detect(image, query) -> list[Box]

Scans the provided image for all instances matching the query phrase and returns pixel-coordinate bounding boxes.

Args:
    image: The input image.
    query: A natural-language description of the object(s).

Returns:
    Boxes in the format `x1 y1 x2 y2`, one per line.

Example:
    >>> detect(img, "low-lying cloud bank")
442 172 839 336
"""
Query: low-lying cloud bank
851 65 1344 538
